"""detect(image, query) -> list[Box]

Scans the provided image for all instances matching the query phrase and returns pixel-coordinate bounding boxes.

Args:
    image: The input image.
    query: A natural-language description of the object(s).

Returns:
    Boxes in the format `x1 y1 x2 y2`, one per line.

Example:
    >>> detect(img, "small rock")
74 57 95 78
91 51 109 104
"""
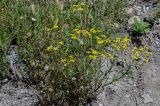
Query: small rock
125 94 130 98
114 23 119 28
134 6 142 15
126 7 134 14
99 103 103 106
128 16 141 25
142 6 149 13
2 79 8 83
136 97 143 105
141 94 153 103
31 17 36 21
44 65 49 71
133 84 137 87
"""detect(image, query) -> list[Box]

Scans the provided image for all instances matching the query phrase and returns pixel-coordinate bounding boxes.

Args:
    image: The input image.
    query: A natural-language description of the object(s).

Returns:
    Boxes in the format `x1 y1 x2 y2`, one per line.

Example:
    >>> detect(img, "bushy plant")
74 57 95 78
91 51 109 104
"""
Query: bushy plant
1 0 152 105
131 20 150 36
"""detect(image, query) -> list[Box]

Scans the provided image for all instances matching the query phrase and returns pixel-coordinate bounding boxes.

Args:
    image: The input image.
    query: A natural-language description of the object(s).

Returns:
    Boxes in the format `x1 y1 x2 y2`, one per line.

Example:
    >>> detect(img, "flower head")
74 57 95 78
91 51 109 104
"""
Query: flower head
46 46 53 52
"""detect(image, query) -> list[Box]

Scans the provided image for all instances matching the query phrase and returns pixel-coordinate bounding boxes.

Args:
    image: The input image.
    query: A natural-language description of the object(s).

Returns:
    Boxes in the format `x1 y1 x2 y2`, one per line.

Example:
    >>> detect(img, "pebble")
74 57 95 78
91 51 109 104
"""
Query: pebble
141 94 153 103
134 6 142 15
44 65 49 71
125 94 131 98
136 97 143 105
99 103 103 106
126 7 134 14
128 16 141 25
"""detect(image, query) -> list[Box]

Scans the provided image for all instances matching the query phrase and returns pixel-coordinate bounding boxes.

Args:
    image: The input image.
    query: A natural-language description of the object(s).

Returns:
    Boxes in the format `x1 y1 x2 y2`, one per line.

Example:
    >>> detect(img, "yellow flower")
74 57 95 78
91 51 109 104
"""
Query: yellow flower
135 51 140 57
143 59 149 63
90 28 97 34
137 62 143 65
90 49 98 55
46 46 53 52
99 52 105 56
122 44 127 49
111 43 120 51
96 36 104 44
82 30 92 37
131 55 138 60
96 36 101 40
70 34 78 40
53 47 58 51
72 6 84 11
77 7 84 11
105 38 111 44
122 36 130 43
114 37 121 43
53 25 59 29
58 41 64 45
69 56 75 63
73 5 79 8
100 35 106 38
139 47 145 52
72 2 86 12
143 52 152 57
88 55 97 60
73 28 81 35
79 2 85 6
97 40 104 44
61 58 67 64
131 46 137 52
47 28 52 32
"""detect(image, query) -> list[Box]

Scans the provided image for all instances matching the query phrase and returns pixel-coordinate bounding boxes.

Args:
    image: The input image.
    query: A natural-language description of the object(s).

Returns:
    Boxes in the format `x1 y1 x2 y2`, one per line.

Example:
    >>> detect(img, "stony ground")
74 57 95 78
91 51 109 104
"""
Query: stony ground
0 81 39 106
92 0 160 106
0 0 159 106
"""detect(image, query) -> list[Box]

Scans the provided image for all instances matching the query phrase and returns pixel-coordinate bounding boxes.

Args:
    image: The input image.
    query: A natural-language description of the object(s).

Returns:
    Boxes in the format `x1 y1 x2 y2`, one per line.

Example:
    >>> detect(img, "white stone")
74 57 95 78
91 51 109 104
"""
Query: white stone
141 94 153 103
126 7 134 14
134 6 142 15
99 103 103 106
133 84 137 87
128 16 141 25
72 77 76 81
44 65 49 71
114 23 119 28
136 97 143 105
31 17 36 21
125 94 131 98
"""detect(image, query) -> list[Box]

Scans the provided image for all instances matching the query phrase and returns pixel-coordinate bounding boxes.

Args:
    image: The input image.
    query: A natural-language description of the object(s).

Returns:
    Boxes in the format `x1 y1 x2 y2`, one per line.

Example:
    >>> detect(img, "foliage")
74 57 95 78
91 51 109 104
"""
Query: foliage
0 0 152 105
130 20 150 35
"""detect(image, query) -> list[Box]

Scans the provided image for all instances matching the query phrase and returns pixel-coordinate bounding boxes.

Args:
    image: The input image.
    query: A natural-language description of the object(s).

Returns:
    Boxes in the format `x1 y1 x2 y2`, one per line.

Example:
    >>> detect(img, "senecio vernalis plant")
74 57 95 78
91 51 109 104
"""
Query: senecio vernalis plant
40 3 151 105
1 0 152 106
43 27 151 105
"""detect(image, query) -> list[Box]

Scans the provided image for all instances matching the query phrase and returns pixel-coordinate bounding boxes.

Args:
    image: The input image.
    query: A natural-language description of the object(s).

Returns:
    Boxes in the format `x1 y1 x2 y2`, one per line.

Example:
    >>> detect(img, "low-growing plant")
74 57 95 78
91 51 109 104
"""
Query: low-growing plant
131 20 150 36
1 0 152 106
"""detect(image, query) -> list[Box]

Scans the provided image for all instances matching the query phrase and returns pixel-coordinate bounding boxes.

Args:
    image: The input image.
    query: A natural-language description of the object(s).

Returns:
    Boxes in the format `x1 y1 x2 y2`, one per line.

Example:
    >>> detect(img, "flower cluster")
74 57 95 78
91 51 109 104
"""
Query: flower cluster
95 35 111 44
46 26 150 68
47 25 59 32
86 48 113 60
60 55 75 65
111 36 131 51
71 2 87 12
131 45 152 65
69 28 94 40
46 41 63 52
